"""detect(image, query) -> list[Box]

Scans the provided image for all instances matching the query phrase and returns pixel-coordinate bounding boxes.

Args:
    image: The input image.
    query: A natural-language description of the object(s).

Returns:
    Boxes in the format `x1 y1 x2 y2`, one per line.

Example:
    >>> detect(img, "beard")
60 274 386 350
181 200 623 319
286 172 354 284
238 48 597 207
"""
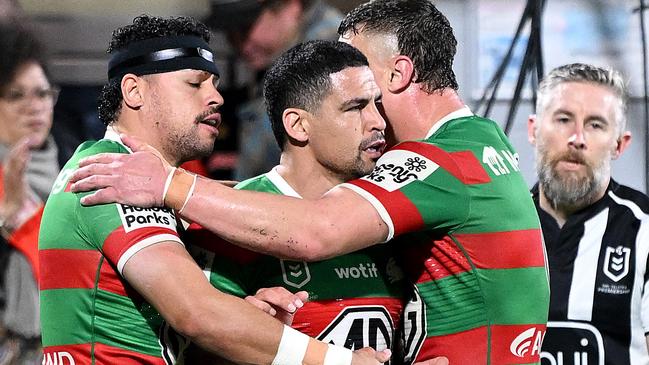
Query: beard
535 143 610 212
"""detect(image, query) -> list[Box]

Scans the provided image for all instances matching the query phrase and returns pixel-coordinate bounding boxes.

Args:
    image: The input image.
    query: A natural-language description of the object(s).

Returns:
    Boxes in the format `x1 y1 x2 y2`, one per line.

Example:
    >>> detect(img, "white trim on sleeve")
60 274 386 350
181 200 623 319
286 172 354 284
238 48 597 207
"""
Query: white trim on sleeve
117 234 184 275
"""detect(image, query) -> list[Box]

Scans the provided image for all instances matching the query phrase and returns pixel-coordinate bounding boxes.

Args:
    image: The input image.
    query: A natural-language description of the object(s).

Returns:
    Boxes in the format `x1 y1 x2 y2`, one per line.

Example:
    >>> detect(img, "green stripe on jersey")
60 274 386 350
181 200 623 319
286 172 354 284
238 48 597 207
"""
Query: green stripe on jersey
41 288 93 346
417 272 487 336
41 289 162 357
478 267 549 325
93 290 163 357
417 267 548 336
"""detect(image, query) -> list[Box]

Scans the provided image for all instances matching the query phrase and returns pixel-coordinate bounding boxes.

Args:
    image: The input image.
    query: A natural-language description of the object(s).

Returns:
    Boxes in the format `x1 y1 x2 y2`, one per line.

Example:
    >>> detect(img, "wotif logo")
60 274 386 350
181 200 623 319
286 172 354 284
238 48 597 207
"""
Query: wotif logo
334 263 379 279
511 327 545 358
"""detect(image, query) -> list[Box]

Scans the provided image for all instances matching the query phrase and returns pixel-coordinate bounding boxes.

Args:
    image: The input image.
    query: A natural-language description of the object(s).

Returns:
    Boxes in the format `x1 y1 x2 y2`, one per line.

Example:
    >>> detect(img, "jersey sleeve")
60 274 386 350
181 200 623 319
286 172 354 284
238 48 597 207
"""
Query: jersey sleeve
78 200 182 275
340 141 482 241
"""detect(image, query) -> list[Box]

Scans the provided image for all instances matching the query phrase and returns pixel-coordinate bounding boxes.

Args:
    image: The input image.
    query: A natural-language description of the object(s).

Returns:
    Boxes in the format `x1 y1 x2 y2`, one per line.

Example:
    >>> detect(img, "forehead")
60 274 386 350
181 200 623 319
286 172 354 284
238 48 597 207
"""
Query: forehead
8 62 49 87
545 82 618 115
328 66 379 99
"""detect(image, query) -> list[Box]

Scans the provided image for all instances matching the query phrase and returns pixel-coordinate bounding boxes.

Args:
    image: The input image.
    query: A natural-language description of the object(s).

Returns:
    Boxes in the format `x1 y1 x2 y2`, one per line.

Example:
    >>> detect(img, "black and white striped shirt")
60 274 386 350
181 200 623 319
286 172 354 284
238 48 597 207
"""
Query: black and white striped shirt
533 180 649 365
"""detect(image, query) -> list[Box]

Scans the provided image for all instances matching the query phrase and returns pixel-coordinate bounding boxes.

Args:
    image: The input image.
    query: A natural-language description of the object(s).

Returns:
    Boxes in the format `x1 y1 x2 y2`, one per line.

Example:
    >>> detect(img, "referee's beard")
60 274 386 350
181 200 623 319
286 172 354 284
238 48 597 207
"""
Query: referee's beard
535 145 610 213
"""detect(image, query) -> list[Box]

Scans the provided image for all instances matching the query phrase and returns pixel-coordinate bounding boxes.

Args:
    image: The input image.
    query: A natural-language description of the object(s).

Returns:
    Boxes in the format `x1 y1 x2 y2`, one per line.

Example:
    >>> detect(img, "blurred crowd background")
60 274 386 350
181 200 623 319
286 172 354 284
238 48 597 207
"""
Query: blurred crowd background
0 0 648 363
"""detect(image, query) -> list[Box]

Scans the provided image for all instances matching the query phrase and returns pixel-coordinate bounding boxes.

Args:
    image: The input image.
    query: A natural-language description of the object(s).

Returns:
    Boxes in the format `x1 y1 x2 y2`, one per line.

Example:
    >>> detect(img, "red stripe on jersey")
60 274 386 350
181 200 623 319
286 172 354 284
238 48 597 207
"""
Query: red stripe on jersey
350 179 424 236
184 224 261 264
40 249 102 290
97 258 130 296
102 225 179 266
454 229 545 269
392 141 491 184
415 324 546 364
43 343 165 365
94 342 166 364
416 326 488 363
400 238 472 283
291 297 404 338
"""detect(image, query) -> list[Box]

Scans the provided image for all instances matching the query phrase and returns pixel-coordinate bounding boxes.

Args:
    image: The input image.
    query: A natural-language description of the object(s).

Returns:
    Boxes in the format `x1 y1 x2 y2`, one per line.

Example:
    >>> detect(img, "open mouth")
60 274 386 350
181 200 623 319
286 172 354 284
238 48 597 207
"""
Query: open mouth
199 113 222 129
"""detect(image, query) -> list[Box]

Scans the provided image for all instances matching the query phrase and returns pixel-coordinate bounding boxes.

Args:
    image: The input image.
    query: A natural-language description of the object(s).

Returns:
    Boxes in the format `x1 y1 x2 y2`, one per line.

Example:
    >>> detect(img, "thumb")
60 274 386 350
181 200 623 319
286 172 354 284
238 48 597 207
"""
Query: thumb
120 133 149 153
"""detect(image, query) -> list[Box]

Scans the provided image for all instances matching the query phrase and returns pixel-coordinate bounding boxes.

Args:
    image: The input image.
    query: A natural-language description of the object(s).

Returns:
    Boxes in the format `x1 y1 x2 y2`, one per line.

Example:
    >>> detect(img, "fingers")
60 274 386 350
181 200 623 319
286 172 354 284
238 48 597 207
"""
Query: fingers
353 348 392 364
120 134 167 163
254 287 306 313
79 187 120 206
244 295 277 316
414 357 449 365
77 153 125 168
374 349 391 363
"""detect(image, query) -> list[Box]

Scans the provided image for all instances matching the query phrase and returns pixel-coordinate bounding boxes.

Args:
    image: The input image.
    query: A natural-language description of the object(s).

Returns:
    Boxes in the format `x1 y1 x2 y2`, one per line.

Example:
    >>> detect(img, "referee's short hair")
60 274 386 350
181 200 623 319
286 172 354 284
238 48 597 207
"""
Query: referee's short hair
536 63 628 136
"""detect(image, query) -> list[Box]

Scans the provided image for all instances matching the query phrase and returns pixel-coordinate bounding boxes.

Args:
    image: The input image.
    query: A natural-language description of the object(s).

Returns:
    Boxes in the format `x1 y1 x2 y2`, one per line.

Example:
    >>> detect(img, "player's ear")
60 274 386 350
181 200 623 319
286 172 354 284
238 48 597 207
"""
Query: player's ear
282 108 309 144
388 55 415 93
121 73 145 110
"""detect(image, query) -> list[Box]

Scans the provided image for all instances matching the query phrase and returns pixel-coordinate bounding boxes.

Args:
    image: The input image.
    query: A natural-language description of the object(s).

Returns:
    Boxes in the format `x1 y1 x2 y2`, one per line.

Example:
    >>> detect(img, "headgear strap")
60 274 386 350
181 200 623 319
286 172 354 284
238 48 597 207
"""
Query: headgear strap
107 35 219 80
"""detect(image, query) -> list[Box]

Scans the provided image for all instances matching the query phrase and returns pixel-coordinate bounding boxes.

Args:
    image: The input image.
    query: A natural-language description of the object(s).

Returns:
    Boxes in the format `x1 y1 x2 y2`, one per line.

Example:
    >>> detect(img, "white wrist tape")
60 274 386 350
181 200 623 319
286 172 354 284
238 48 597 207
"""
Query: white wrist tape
271 325 309 365
162 167 177 203
324 344 353 365
178 174 197 214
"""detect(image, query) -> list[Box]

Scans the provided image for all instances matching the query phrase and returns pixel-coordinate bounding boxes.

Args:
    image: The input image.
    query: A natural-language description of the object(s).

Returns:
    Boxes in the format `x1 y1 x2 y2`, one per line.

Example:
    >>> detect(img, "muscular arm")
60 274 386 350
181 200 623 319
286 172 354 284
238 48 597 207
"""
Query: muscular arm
180 175 388 261
123 241 284 364
123 242 390 365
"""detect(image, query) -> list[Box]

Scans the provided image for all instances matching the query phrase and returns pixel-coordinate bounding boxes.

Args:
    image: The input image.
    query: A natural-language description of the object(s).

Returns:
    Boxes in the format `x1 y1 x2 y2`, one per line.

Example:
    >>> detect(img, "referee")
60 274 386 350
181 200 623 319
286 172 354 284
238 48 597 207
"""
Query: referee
528 63 649 365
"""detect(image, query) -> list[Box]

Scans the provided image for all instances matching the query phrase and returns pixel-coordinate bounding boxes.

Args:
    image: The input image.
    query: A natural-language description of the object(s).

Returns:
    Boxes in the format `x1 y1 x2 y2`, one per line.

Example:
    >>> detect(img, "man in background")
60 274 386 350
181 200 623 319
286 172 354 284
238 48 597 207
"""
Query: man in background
205 0 343 179
529 63 649 365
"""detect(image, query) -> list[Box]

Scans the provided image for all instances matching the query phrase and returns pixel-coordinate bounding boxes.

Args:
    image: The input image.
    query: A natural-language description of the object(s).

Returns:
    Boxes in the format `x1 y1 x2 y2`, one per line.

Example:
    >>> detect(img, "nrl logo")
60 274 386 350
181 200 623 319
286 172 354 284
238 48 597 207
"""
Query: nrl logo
603 245 631 282
280 260 311 288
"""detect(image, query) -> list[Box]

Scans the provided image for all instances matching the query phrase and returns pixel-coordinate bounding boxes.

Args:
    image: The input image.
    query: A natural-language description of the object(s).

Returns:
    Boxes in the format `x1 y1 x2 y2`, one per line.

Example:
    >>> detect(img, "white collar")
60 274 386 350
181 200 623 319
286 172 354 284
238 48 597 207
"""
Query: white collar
103 126 132 153
266 166 302 198
424 106 473 139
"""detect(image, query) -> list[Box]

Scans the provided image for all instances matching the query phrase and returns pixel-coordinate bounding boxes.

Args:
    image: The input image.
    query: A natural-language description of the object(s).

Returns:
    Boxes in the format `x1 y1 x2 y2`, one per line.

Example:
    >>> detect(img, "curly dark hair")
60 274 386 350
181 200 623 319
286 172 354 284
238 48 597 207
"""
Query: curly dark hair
0 21 50 94
338 0 458 94
97 15 211 125
263 40 368 150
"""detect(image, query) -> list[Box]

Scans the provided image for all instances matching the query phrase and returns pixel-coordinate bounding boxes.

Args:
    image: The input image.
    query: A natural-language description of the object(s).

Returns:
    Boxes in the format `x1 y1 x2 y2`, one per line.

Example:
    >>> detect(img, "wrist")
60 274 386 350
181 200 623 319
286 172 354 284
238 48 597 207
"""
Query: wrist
163 168 196 211
272 325 352 365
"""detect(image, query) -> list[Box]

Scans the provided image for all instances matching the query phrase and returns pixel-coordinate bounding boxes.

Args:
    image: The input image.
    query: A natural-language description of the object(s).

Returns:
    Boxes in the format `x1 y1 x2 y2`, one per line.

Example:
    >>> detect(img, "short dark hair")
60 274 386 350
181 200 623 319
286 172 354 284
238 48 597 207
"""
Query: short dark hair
0 21 50 94
338 0 458 93
97 15 211 125
263 40 368 150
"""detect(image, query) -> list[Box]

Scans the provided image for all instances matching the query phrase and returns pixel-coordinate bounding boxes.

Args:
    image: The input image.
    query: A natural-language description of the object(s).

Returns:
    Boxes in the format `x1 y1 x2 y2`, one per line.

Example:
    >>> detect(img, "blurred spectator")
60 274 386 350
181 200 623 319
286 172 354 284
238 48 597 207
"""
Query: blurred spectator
0 21 62 364
0 0 21 21
206 0 343 180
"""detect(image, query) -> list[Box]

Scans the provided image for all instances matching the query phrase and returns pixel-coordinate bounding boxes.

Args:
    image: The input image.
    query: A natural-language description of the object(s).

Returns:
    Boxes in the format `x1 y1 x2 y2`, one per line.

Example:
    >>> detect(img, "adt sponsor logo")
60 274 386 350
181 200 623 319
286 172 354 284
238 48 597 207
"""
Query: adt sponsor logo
511 327 545 358
118 204 177 233
318 306 394 363
541 321 604 365
42 351 75 365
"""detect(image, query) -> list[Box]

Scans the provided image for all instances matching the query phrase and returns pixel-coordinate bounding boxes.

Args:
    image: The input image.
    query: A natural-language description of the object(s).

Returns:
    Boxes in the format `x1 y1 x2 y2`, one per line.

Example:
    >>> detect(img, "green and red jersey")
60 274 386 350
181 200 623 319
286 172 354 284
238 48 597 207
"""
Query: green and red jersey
341 108 550 364
39 131 181 365
183 168 405 358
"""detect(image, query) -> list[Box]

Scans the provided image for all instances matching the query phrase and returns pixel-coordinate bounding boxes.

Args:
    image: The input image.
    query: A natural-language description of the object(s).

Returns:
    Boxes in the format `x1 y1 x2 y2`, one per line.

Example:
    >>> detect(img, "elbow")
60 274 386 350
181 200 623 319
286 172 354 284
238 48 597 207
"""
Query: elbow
291 219 339 262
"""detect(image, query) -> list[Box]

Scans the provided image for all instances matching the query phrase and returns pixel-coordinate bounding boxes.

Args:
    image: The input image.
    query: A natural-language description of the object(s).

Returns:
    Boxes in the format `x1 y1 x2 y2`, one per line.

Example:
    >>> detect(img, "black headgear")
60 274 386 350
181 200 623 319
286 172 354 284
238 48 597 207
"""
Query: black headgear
107 35 219 80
